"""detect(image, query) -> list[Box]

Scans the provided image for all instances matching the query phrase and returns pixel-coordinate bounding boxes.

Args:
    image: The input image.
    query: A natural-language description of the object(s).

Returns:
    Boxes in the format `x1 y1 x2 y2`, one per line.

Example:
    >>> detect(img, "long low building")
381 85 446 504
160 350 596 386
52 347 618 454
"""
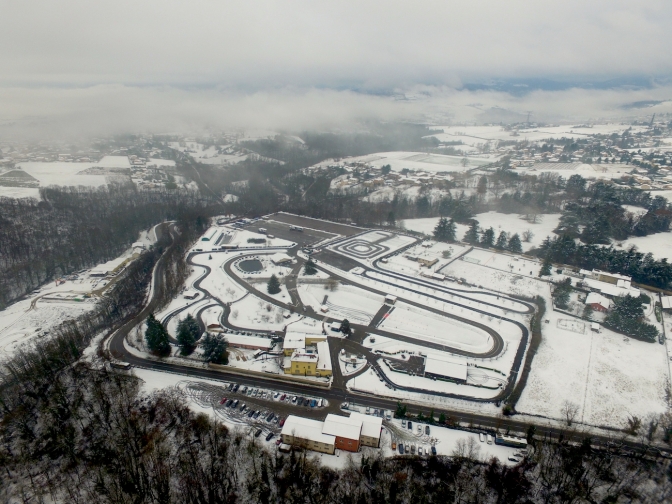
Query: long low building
280 416 335 454
224 334 274 351
423 354 468 383
348 411 383 448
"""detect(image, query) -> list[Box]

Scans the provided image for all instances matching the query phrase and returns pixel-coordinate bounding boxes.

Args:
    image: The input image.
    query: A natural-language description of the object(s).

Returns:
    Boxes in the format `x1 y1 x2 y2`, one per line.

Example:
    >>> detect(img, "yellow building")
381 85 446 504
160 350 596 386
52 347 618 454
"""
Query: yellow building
284 341 332 377
283 332 327 356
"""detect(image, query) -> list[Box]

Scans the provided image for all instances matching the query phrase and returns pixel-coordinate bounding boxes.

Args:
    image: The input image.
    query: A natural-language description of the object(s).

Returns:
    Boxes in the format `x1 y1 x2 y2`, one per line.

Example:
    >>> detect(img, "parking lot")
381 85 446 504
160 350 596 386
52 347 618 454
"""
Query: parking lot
183 381 329 443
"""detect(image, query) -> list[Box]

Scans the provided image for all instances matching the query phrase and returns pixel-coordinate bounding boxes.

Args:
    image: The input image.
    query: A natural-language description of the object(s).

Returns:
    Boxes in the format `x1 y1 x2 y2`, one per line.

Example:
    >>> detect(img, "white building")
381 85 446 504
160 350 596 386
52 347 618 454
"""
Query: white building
281 416 335 454
424 354 468 382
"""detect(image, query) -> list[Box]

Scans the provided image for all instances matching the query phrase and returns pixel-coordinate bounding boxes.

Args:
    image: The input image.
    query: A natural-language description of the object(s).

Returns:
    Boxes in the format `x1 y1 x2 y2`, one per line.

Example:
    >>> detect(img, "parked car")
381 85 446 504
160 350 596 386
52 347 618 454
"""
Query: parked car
410 444 415 454
487 435 493 445
279 417 286 427
418 447 423 456
240 403 246 412
408 421 413 430
402 420 407 428
425 426 430 435
247 410 255 418
280 394 286 401
225 399 233 407
479 433 485 442
292 396 297 403
253 411 261 419
399 444 404 454
266 432 274 441
254 429 262 437
275 438 282 446
232 399 239 408
417 425 422 435
431 446 437 456
318 398 323 407
219 397 227 405
233 384 240 392
267 413 275 422
310 399 317 407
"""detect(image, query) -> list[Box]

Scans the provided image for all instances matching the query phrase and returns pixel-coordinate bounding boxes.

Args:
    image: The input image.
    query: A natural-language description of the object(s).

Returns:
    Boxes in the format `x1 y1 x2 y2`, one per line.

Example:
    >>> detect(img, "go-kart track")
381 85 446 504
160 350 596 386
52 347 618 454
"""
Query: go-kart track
104 216 672 458
121 214 532 405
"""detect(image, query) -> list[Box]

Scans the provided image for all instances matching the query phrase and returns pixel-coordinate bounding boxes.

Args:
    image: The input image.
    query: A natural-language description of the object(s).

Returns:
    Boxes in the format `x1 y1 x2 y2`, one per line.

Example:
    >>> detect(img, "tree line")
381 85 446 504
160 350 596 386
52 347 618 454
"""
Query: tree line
0 184 221 308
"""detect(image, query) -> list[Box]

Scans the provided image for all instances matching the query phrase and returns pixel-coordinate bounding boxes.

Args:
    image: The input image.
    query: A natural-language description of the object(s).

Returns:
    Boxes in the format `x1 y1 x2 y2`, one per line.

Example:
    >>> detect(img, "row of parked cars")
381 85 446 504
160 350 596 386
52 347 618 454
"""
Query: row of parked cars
224 382 324 408
396 441 436 456
402 419 431 436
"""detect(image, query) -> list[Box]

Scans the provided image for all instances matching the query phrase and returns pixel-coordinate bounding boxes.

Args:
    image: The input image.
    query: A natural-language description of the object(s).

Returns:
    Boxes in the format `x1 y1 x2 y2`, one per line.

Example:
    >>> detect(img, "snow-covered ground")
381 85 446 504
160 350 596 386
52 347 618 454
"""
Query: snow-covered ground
342 151 493 174
379 302 493 354
0 186 41 199
15 155 131 188
0 227 159 359
228 293 300 330
297 283 384 324
610 232 672 262
400 211 561 252
516 307 670 429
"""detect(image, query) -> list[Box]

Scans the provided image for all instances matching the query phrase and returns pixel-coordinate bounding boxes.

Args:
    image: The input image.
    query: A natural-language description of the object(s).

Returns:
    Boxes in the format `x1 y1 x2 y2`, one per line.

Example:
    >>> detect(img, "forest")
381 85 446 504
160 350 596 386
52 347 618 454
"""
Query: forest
0 184 221 308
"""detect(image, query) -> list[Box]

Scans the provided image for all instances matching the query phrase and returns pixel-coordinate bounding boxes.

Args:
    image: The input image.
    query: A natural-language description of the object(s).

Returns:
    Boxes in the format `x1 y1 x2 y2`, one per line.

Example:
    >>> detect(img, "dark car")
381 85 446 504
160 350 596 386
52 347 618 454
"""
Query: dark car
225 399 233 407
253 411 261 419
255 429 262 438
266 413 275 422
247 409 255 418
296 397 304 406
408 421 412 430
266 432 274 441
232 399 239 408
425 426 430 435
310 399 317 408
399 444 404 454
240 404 246 412
233 384 240 393
431 446 437 456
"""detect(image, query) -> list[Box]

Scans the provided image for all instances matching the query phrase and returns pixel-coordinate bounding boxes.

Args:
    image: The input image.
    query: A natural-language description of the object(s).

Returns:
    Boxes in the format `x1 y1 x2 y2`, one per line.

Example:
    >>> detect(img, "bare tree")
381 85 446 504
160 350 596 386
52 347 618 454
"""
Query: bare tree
522 229 534 243
561 400 580 426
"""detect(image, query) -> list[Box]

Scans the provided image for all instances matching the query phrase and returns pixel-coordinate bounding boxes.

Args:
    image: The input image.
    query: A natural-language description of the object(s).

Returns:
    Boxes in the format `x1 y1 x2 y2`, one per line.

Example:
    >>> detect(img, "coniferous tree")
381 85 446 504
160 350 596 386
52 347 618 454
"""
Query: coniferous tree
145 313 171 356
463 221 480 244
340 319 351 335
495 231 508 250
507 233 523 253
539 258 552 277
201 332 229 364
176 314 200 355
304 259 317 276
267 274 281 294
433 217 456 242
481 227 495 248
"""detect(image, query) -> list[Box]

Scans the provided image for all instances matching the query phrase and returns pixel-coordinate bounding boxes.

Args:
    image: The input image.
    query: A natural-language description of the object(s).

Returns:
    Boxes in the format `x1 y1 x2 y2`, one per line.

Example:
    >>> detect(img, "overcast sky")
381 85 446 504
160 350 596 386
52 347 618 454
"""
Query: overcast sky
1 0 671 136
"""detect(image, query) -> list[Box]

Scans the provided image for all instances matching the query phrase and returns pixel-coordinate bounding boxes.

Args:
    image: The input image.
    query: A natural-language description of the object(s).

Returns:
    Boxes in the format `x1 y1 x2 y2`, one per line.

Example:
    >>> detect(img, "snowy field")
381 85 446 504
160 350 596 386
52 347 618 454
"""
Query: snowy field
516 308 670 429
378 303 491 353
343 151 492 174
0 186 41 199
15 155 131 188
228 294 301 330
610 232 672 262
400 211 561 252
297 283 384 324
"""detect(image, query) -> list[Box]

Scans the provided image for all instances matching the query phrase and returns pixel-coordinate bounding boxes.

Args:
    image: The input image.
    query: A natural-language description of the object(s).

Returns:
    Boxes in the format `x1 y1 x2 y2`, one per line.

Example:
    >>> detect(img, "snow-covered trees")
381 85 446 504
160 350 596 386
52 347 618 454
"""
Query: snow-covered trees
267 274 281 294
304 259 317 275
340 319 351 335
552 278 572 309
433 217 456 242
201 332 229 363
539 259 552 277
176 314 200 355
604 294 659 342
481 227 495 248
507 233 523 253
145 313 171 356
495 231 508 250
463 221 480 245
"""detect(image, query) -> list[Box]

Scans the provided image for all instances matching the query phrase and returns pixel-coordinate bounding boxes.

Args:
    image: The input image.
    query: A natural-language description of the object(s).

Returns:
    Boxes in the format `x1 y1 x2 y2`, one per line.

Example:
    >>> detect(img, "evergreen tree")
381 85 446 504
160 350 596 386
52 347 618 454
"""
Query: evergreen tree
395 402 407 418
495 231 508 250
439 412 446 424
463 221 480 244
304 259 317 276
481 227 495 248
433 217 456 242
604 294 659 342
267 274 281 295
552 278 572 309
145 313 171 356
201 332 229 364
539 258 552 277
176 314 199 355
507 233 523 253
477 175 488 197
582 304 594 320
340 319 351 335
